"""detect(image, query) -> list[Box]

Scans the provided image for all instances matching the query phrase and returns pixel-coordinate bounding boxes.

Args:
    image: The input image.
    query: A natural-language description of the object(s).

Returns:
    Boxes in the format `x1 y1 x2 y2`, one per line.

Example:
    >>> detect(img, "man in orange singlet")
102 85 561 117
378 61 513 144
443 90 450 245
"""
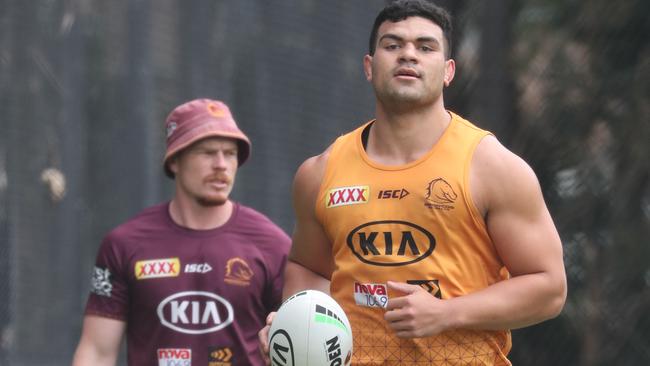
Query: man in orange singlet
260 1 567 365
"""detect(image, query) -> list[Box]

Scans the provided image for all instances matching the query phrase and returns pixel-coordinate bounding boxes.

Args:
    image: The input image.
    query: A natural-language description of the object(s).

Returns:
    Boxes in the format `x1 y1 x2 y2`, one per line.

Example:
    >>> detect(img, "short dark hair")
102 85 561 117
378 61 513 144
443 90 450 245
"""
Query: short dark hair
369 0 453 59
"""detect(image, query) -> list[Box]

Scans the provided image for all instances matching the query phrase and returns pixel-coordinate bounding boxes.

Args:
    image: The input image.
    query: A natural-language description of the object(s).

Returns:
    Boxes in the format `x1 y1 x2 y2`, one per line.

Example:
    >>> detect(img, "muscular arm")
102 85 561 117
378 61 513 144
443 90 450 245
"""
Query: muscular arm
450 136 566 329
282 152 334 299
385 136 567 336
258 151 335 364
72 315 125 366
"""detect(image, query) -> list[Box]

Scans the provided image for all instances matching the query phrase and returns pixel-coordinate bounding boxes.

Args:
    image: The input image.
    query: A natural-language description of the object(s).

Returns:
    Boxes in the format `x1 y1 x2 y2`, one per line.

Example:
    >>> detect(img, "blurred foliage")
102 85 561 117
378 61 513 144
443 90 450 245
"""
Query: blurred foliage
510 0 650 365
0 0 648 365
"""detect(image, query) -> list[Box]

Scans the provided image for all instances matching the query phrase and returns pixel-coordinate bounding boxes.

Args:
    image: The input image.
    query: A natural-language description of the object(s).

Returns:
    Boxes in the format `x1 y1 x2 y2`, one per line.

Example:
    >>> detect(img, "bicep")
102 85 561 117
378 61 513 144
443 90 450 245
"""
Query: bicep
289 216 334 279
73 315 125 366
473 138 564 278
285 155 334 289
486 173 563 277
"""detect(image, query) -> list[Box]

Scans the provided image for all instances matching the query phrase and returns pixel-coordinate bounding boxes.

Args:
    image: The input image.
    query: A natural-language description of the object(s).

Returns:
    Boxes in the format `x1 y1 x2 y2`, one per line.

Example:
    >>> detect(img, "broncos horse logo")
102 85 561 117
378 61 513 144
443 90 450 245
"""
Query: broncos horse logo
224 257 254 286
425 178 457 205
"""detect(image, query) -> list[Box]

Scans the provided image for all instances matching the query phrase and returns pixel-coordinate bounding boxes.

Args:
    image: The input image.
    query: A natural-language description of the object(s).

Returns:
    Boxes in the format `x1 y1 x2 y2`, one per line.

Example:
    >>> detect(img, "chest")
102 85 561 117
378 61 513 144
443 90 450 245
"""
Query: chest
124 236 267 326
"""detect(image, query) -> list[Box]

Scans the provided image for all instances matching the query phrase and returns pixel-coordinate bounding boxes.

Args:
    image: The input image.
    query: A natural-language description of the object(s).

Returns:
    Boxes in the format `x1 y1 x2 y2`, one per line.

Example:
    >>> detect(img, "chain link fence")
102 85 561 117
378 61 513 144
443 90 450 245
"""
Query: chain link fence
0 0 648 365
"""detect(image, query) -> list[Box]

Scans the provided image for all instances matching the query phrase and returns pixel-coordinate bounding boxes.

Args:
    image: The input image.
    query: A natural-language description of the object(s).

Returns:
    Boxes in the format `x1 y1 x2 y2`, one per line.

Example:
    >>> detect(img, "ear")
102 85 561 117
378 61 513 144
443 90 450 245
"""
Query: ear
168 156 180 176
443 58 456 87
363 55 373 82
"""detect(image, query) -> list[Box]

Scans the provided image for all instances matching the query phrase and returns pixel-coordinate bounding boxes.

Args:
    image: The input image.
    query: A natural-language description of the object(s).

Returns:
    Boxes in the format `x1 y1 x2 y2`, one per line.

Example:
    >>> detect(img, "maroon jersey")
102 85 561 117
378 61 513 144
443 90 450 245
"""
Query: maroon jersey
85 202 291 366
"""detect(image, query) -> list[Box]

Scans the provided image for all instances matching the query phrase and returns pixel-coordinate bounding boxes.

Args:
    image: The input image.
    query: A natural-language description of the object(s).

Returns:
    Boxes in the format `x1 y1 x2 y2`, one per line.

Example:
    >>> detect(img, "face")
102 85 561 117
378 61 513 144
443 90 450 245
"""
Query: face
364 16 455 109
169 137 239 207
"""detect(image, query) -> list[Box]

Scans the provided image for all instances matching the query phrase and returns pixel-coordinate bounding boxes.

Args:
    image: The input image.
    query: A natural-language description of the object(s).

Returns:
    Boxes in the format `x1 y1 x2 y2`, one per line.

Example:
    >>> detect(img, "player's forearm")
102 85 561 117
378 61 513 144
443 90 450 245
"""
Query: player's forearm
444 271 566 331
72 345 118 366
282 260 331 300
72 316 125 366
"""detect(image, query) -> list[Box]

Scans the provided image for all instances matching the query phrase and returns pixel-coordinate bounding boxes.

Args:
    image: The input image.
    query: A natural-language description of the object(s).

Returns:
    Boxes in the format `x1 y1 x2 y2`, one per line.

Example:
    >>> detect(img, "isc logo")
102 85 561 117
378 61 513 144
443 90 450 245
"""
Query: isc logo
346 220 435 266
185 263 212 274
157 291 234 334
377 188 409 200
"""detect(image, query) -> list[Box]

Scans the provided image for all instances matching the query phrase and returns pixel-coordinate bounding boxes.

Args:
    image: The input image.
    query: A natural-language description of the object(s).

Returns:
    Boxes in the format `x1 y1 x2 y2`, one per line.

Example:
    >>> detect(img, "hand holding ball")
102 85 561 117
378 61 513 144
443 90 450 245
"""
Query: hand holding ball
268 290 353 366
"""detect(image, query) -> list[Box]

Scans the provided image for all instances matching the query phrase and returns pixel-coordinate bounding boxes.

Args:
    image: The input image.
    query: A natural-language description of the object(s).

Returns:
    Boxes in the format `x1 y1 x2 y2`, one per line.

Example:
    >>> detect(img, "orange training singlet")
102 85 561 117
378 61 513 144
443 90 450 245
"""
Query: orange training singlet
315 112 512 366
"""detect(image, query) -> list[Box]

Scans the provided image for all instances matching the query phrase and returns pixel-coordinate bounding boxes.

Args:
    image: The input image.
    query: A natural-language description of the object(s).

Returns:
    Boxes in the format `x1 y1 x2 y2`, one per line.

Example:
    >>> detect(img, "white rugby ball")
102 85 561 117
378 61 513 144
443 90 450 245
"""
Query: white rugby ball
269 290 353 366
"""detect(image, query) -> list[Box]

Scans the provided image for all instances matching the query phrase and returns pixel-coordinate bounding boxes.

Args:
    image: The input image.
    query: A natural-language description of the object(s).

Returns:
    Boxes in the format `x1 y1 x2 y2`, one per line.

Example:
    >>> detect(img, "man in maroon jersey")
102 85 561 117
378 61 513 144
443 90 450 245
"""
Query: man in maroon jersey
72 98 291 366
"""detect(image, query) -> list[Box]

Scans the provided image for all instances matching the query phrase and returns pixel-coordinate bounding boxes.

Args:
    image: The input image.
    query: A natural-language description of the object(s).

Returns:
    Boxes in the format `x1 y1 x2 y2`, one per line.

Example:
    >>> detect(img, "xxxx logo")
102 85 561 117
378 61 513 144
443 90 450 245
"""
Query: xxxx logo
135 258 180 280
326 185 369 208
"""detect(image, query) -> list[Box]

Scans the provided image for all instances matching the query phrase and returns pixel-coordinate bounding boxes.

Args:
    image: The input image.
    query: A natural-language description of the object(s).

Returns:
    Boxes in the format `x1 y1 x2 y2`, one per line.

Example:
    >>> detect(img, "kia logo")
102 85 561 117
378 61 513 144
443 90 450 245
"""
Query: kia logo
347 220 435 266
269 329 295 366
157 291 234 334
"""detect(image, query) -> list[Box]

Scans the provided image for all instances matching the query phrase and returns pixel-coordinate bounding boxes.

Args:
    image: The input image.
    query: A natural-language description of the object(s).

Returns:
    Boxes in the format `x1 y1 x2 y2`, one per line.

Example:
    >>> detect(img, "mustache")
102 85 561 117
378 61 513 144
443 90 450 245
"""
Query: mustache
204 174 231 184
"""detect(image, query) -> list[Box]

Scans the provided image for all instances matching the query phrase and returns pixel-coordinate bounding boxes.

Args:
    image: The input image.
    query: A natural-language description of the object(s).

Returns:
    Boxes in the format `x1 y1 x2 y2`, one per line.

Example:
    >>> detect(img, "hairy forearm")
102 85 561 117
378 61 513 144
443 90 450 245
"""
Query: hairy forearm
444 272 566 331
282 261 331 300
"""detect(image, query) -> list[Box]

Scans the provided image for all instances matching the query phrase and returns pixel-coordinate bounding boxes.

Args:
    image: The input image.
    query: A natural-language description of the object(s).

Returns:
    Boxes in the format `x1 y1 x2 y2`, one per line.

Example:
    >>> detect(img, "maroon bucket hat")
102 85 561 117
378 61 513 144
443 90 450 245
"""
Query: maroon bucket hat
163 98 251 177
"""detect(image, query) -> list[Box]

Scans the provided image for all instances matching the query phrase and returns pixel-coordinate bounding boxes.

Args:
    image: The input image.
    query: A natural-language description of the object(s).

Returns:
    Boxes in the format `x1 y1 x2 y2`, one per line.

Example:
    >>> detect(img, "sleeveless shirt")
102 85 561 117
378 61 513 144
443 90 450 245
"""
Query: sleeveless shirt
315 112 512 365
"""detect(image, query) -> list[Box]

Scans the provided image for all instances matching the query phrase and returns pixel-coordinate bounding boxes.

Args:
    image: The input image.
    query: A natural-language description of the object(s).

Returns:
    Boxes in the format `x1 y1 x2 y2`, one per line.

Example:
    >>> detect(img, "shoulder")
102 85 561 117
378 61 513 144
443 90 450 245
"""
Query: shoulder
231 206 291 268
104 203 169 244
474 135 533 175
451 112 490 135
235 205 286 232
293 146 332 203
293 123 366 189
232 204 291 243
471 135 542 213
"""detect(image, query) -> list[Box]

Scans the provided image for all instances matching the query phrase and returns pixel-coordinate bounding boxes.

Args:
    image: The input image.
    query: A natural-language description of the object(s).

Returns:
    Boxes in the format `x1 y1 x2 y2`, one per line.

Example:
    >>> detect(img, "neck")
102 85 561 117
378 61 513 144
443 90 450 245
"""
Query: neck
168 196 233 230
368 100 451 165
